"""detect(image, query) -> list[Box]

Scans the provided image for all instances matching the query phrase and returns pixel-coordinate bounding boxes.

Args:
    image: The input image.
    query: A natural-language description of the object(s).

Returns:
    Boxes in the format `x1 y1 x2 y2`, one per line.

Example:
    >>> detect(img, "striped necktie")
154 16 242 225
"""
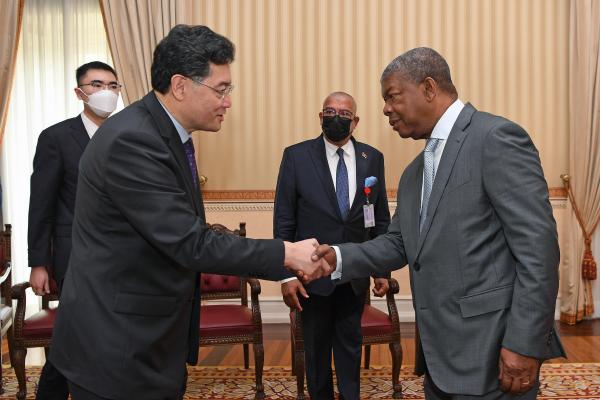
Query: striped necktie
420 138 440 232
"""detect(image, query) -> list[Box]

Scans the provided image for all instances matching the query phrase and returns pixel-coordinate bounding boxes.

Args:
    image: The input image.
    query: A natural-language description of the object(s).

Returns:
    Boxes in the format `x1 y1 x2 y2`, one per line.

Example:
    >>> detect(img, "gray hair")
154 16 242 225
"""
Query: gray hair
381 47 457 95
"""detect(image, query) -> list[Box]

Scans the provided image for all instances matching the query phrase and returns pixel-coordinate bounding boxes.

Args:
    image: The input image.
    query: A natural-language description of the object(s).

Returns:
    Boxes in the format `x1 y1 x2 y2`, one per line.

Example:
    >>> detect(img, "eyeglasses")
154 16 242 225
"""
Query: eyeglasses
322 107 354 120
189 77 234 100
78 80 122 91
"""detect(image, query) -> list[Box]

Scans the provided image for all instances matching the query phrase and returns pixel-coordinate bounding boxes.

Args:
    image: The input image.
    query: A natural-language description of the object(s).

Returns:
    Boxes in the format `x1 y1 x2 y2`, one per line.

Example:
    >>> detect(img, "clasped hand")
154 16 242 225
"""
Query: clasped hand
284 241 337 283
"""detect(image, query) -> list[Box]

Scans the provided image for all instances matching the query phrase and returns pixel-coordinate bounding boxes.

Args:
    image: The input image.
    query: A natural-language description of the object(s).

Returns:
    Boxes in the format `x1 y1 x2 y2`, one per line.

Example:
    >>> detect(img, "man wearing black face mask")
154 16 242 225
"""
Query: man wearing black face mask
273 92 391 399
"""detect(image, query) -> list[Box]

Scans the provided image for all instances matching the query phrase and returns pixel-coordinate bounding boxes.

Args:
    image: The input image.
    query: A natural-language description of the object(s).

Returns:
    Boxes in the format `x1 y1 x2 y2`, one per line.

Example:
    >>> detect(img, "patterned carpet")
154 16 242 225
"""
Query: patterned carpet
0 363 599 399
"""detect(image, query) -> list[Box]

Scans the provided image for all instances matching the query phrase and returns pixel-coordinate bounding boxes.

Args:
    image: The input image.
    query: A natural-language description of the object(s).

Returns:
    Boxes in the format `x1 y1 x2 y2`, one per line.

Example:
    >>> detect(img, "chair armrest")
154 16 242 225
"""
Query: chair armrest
11 281 31 339
387 277 399 296
246 278 262 297
11 282 30 301
385 278 400 328
246 278 263 329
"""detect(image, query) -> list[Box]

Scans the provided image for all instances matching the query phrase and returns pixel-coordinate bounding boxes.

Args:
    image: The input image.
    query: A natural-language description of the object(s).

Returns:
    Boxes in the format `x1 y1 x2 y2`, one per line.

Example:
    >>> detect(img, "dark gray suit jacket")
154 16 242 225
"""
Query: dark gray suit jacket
336 104 565 395
50 92 285 399
273 136 390 295
28 115 90 283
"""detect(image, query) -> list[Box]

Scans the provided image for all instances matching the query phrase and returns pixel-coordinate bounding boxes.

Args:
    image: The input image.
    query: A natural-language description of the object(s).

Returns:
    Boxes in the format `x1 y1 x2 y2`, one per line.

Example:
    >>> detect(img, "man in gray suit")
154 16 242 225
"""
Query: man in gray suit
311 47 565 399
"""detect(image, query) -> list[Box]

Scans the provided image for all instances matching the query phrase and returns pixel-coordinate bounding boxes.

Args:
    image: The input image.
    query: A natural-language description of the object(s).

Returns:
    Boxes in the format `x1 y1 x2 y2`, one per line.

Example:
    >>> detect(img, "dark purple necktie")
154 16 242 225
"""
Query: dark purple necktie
183 139 199 189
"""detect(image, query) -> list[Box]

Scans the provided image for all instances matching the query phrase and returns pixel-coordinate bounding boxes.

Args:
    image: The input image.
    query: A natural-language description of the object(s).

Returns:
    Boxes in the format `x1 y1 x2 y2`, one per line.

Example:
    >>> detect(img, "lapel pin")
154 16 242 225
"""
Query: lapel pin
362 152 367 159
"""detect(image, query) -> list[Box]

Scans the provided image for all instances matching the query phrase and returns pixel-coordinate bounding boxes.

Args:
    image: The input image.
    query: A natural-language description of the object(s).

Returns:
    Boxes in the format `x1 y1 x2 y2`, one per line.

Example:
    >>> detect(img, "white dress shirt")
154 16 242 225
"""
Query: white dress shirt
80 112 100 138
281 137 358 284
324 136 357 208
332 99 465 280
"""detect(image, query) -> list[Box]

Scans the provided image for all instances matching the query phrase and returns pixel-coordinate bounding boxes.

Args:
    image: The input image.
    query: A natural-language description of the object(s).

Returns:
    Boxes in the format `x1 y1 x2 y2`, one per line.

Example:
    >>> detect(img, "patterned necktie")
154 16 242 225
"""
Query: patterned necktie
336 147 350 220
183 139 199 189
420 138 440 232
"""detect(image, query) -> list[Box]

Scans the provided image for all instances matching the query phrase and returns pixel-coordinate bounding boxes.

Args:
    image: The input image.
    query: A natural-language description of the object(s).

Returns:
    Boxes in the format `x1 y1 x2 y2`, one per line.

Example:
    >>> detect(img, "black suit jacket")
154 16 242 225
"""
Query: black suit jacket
49 92 285 399
273 136 390 295
28 115 90 282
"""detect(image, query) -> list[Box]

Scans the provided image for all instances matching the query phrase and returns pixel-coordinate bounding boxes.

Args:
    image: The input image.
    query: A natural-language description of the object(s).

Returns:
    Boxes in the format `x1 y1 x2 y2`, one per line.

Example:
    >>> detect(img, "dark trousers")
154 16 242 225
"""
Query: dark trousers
35 360 69 400
68 381 114 400
36 279 69 400
299 282 365 400
424 374 540 400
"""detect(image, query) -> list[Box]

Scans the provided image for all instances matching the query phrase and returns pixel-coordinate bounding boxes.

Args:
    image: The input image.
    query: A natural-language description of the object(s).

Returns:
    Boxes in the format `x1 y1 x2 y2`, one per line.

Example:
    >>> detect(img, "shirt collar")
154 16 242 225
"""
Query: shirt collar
429 99 465 141
80 112 99 138
157 99 191 144
323 136 355 157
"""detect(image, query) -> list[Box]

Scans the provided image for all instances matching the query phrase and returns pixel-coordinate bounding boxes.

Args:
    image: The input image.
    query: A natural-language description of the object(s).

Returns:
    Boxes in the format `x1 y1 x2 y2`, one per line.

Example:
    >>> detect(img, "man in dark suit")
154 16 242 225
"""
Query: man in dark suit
48 25 325 400
312 48 565 399
274 92 390 400
28 61 121 400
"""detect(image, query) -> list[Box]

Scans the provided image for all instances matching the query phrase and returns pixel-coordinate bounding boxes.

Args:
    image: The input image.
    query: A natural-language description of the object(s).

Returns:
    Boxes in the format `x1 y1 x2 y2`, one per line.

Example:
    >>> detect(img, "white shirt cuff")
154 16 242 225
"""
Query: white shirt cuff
279 277 298 284
330 246 343 280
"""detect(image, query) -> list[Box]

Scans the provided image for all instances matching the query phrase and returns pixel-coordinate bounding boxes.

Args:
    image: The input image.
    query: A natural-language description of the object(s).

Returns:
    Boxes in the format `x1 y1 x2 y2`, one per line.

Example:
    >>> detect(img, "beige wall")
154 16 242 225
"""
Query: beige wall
191 0 569 191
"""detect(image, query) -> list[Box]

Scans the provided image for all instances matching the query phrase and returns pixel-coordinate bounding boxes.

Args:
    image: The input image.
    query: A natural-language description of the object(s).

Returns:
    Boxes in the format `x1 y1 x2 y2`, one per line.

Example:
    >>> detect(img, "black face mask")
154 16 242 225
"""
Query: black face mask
322 115 352 142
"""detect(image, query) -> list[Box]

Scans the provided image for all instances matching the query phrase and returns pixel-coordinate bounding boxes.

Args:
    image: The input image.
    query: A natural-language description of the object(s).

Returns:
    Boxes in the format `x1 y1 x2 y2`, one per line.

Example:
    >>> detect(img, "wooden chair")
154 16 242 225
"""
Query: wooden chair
199 222 266 400
290 277 403 399
0 225 14 394
9 262 59 400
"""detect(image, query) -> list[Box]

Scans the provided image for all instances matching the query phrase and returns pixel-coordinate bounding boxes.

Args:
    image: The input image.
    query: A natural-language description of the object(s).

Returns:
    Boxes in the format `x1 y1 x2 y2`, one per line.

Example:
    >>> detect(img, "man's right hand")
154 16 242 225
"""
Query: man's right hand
29 266 50 296
281 279 308 311
311 244 337 267
284 239 334 283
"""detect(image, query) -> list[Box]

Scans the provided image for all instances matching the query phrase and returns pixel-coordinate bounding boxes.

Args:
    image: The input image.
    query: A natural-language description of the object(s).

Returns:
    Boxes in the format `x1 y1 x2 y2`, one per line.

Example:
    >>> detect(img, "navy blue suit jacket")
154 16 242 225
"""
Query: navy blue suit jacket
273 135 390 295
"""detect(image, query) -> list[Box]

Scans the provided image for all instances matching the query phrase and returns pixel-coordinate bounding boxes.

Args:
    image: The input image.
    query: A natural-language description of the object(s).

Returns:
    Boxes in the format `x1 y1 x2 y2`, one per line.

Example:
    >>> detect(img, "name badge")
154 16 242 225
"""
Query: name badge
363 204 375 228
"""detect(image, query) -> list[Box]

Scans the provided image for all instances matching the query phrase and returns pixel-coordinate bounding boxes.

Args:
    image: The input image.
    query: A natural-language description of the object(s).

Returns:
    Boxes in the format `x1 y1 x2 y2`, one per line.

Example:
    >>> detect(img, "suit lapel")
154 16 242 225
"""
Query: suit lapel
349 139 367 216
142 92 203 215
309 136 342 219
69 115 90 152
415 104 475 258
406 159 423 255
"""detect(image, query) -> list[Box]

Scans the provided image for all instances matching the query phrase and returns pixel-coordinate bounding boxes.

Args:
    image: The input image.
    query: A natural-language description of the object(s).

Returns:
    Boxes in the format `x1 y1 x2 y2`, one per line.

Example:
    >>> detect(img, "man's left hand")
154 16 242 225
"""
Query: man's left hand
498 347 540 395
372 278 389 297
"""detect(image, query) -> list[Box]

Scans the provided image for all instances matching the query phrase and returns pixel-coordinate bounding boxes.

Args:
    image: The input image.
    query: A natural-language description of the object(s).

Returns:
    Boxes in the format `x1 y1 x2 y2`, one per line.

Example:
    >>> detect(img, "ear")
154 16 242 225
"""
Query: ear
422 77 437 102
350 116 360 132
170 75 187 101
74 87 86 101
319 111 324 125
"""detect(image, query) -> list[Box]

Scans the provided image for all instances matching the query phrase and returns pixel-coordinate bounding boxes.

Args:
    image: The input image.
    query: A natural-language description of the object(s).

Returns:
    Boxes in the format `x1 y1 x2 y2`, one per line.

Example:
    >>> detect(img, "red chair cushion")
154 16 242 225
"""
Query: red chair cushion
22 308 57 339
200 274 241 293
361 304 393 336
199 305 254 337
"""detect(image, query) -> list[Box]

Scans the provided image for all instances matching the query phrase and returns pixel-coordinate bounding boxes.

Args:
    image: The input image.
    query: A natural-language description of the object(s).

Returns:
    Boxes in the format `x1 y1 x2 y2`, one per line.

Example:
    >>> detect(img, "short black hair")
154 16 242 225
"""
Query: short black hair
151 25 235 94
76 61 117 85
381 47 457 95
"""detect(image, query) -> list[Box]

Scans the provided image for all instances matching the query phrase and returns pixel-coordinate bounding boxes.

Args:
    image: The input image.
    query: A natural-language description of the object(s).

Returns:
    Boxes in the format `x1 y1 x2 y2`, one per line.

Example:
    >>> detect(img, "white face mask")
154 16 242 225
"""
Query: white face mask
80 89 118 118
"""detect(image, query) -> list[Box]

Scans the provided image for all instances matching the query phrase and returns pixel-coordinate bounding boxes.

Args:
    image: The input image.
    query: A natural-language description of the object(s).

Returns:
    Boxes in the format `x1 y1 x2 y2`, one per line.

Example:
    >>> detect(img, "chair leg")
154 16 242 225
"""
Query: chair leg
290 328 296 376
243 343 250 369
389 341 403 399
295 347 305 400
364 344 371 369
252 342 265 400
13 347 27 400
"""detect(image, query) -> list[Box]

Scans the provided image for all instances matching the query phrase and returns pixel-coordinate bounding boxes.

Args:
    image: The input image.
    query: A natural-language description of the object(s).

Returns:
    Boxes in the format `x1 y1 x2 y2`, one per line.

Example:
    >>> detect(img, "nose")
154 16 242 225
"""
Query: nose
383 101 391 116
222 95 232 108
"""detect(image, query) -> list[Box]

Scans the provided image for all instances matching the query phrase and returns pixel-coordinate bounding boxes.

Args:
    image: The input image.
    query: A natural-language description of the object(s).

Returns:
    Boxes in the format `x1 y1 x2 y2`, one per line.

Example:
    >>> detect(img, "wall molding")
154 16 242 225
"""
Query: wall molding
203 194 567 212
203 187 567 202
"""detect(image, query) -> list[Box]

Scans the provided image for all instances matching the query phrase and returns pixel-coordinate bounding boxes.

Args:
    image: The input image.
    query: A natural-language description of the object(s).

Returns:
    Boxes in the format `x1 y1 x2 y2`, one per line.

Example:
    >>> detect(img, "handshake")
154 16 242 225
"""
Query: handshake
283 239 338 283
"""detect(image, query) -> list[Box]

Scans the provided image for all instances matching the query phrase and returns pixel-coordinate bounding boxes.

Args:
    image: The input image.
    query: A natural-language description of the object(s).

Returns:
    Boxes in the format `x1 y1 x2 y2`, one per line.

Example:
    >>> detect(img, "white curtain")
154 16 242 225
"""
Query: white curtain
1 0 121 316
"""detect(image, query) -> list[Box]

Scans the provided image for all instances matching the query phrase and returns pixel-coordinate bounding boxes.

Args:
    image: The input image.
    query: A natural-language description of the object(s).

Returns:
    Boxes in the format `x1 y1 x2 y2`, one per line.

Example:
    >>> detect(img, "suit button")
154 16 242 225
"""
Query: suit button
413 262 421 271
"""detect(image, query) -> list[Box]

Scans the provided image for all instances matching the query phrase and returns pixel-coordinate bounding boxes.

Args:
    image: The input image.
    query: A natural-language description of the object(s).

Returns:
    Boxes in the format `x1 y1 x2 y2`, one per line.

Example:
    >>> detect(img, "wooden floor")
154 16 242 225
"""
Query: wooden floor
198 320 600 367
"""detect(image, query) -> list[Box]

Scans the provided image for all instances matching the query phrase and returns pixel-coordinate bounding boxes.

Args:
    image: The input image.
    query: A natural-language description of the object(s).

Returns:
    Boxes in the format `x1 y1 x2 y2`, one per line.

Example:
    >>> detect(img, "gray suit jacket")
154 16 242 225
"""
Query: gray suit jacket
337 104 565 395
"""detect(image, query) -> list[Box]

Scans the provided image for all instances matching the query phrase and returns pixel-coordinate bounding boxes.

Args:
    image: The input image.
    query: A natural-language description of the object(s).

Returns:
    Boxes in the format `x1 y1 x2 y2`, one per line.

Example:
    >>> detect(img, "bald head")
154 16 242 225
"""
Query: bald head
323 91 357 114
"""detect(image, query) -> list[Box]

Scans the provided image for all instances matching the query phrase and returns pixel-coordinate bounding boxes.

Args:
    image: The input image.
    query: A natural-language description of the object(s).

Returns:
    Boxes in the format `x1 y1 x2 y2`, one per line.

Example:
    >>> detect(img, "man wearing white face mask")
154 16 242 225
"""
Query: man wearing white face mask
28 61 120 400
